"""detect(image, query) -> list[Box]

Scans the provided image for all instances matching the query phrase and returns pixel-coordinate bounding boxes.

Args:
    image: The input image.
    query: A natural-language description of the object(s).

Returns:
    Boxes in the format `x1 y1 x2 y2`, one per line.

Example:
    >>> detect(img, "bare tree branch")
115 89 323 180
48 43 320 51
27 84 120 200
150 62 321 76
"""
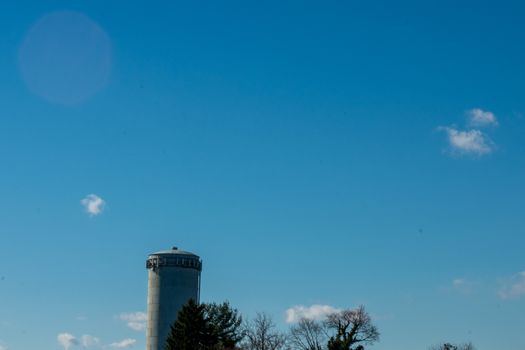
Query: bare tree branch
429 342 476 350
243 313 288 350
289 318 326 350
325 305 379 350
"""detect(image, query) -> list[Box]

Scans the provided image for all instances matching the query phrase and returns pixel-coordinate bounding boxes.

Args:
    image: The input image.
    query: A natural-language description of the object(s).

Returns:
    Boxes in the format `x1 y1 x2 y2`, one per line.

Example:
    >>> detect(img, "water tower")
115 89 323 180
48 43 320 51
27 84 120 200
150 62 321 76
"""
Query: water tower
146 246 202 350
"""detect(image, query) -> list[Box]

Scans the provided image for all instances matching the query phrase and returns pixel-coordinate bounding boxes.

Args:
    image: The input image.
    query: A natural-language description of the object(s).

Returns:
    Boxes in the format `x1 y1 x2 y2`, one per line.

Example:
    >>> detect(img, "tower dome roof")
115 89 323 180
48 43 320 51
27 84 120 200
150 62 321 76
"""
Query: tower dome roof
149 246 199 257
146 246 202 271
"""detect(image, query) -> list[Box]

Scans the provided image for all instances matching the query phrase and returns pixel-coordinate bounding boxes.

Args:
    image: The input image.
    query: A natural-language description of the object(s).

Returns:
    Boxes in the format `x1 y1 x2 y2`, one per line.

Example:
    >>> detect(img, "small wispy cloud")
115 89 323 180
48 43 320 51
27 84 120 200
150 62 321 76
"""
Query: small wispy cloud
0 340 8 350
118 312 147 332
438 127 495 156
438 108 500 157
58 333 78 350
81 335 100 348
81 194 105 216
58 333 101 349
110 339 136 349
285 304 340 324
467 108 498 128
498 271 525 300
450 278 475 294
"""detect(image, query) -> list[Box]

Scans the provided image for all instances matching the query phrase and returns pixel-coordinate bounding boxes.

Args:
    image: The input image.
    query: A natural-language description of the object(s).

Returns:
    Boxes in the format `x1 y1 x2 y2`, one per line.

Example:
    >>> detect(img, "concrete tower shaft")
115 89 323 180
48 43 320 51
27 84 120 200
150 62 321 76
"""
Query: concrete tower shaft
146 247 202 350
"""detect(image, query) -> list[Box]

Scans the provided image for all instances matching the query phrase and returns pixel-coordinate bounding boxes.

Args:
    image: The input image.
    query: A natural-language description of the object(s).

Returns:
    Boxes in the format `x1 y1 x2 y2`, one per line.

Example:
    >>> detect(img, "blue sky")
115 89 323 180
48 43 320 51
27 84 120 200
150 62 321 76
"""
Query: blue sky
1 1 525 349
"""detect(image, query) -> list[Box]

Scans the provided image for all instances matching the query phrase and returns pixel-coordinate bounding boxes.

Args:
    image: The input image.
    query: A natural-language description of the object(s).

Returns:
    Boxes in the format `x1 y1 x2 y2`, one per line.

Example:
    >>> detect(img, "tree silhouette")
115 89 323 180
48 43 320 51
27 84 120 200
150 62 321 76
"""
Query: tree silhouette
325 306 379 350
289 318 326 350
429 342 475 350
243 313 288 350
205 301 244 349
165 299 216 350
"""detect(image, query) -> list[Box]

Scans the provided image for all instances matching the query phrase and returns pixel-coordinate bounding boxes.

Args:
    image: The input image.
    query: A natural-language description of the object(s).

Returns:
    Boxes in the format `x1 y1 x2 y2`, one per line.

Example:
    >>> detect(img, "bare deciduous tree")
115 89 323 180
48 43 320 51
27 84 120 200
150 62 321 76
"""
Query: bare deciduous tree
289 318 326 350
429 342 475 350
324 305 379 350
243 313 288 350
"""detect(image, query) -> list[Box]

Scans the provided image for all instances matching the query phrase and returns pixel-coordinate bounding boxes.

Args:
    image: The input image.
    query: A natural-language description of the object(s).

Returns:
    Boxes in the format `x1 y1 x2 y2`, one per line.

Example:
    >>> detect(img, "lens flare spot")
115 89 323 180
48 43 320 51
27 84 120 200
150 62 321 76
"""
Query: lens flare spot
18 11 112 106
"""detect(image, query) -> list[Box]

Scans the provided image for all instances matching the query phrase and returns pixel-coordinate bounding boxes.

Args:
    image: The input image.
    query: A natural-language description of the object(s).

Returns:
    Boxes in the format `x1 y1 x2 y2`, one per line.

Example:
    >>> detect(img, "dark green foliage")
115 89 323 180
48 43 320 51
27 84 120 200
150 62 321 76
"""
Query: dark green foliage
165 299 217 350
326 338 344 350
165 300 244 350
205 301 244 349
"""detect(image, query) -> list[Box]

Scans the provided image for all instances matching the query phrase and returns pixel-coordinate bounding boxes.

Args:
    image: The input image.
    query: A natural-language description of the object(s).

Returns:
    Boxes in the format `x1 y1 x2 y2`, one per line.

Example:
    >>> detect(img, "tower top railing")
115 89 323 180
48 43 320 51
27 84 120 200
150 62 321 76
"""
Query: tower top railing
146 255 202 272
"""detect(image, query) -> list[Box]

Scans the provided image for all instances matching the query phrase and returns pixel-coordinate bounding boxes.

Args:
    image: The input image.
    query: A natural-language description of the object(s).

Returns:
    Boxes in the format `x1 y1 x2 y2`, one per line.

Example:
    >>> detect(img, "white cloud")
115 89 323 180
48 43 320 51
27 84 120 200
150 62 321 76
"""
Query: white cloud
118 312 147 332
285 304 341 324
452 278 468 289
110 339 136 348
451 278 475 294
81 335 100 348
498 271 525 300
467 108 498 127
439 127 495 156
81 194 105 216
58 333 78 350
0 340 8 350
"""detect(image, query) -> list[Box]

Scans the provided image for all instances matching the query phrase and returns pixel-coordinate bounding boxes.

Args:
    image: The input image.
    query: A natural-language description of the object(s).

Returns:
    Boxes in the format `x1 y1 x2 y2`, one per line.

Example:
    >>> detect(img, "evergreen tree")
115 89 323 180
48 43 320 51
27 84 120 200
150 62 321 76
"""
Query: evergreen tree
165 299 217 350
205 301 244 349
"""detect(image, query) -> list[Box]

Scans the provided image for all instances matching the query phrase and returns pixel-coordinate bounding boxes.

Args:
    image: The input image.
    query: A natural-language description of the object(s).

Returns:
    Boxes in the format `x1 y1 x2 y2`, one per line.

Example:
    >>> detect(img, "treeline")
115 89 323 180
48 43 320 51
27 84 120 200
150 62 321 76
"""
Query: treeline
165 300 474 350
